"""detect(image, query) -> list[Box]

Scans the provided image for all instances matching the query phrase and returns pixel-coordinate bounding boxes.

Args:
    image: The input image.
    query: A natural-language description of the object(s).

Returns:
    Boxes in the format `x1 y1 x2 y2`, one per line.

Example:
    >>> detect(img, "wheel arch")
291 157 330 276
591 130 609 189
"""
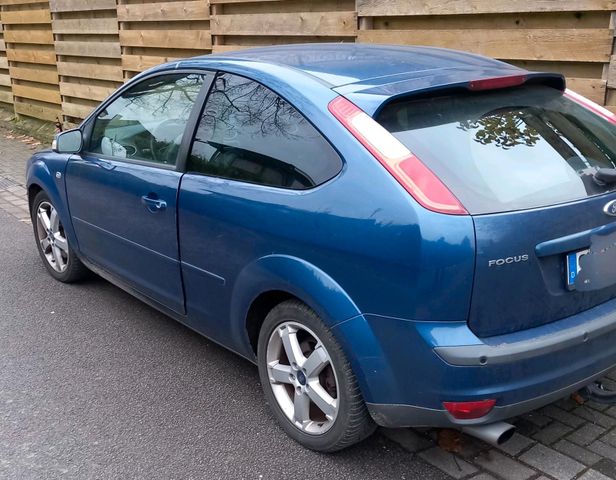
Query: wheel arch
27 183 43 214
231 255 362 360
245 290 297 356
27 154 78 250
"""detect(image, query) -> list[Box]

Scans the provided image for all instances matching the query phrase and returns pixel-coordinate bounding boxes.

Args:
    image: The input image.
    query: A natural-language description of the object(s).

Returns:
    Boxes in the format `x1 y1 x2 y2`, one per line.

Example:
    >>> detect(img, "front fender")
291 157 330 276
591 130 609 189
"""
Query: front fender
229 254 361 357
26 152 77 250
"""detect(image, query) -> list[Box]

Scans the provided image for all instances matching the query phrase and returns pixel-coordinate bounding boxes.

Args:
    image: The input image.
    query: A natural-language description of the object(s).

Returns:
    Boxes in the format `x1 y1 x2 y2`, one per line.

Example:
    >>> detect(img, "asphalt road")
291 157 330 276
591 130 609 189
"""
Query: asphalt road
0 208 448 479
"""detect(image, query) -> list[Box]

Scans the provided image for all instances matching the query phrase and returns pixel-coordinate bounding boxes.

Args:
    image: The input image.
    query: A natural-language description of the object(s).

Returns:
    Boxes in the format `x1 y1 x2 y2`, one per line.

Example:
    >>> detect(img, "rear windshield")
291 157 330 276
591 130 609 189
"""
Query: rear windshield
377 85 616 214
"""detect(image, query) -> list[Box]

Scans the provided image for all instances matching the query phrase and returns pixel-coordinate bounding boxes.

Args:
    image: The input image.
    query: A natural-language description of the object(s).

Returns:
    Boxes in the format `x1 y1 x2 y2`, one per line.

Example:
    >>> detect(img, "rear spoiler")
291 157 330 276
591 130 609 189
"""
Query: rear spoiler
347 71 566 117
380 71 566 105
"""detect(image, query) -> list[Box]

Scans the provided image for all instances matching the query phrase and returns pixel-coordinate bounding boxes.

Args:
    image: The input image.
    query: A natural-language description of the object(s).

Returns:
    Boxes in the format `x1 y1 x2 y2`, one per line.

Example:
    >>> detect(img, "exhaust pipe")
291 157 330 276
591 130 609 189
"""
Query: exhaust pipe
462 421 516 446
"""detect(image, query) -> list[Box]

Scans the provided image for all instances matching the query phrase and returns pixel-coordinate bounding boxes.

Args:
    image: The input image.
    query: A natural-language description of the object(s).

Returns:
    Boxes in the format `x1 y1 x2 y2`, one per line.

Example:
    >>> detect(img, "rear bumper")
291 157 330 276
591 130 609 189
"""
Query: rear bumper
332 297 616 428
366 364 613 428
435 294 616 367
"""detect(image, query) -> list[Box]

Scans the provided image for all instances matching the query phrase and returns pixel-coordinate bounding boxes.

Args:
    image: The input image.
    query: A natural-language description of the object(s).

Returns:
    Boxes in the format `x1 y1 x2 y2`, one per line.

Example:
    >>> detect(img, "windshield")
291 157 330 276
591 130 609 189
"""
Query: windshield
376 86 616 214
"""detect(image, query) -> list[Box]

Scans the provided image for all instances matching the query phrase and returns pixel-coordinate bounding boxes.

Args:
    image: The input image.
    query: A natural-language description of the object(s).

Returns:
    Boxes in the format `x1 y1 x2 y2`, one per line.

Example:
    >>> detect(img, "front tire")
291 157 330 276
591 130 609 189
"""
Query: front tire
31 190 88 283
257 300 376 452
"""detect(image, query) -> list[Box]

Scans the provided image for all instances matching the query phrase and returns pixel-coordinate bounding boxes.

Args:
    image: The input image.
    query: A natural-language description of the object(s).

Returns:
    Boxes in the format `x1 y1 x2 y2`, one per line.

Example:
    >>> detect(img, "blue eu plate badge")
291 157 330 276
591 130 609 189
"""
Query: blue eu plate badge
566 249 589 290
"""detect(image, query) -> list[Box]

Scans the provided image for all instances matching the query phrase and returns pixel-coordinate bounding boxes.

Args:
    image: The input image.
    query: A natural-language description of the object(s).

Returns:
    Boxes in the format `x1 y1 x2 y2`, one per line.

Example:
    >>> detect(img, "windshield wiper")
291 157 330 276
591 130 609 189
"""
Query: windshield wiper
593 168 616 185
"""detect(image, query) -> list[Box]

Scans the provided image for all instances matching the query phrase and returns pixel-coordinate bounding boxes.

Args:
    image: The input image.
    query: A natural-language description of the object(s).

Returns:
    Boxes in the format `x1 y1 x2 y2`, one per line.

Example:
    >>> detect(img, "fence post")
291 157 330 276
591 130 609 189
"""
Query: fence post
604 11 616 110
0 14 13 108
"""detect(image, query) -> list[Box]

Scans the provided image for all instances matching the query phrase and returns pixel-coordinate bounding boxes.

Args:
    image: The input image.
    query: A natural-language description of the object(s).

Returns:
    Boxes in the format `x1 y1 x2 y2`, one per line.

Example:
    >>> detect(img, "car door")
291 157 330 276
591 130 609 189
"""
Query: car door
177 72 343 344
66 72 209 314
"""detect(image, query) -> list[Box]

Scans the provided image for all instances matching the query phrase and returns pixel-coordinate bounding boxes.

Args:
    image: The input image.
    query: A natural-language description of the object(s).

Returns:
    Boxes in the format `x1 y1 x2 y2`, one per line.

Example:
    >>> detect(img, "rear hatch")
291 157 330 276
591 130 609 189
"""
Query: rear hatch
376 84 616 337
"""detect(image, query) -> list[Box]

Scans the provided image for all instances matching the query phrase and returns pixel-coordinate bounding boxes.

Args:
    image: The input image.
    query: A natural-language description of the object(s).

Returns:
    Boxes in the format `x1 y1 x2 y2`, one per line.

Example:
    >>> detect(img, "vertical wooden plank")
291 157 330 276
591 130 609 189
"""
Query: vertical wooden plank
358 16 373 32
211 3 223 47
0 14 13 105
604 10 616 108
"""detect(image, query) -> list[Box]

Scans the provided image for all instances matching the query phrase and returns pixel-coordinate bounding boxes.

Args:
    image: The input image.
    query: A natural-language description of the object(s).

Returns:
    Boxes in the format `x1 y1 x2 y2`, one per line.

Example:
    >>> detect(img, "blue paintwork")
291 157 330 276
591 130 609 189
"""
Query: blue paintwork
471 195 616 337
65 155 185 314
26 150 79 249
335 306 616 407
205 43 516 88
177 159 475 356
25 44 616 424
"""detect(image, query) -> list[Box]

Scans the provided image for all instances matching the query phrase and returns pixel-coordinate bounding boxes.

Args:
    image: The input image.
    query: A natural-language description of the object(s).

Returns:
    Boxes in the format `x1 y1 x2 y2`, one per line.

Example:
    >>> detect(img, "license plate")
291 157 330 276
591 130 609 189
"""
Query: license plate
566 249 589 290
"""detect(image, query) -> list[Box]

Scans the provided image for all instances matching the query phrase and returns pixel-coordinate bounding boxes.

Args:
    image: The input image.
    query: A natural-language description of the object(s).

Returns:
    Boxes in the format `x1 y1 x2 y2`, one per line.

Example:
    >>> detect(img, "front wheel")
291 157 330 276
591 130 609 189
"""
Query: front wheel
257 300 376 452
31 190 88 283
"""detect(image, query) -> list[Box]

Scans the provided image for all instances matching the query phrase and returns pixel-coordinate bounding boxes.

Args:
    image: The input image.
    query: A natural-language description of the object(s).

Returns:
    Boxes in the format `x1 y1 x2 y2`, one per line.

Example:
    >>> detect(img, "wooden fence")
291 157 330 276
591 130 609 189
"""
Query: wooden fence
51 0 123 124
0 11 12 106
357 0 616 105
1 0 61 123
117 0 212 77
2 0 616 125
210 0 356 53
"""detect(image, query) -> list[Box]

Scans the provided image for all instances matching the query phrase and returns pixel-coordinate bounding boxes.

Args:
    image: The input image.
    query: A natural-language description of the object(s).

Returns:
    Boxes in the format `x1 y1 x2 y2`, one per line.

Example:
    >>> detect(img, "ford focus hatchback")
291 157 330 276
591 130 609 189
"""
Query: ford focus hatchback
27 44 616 452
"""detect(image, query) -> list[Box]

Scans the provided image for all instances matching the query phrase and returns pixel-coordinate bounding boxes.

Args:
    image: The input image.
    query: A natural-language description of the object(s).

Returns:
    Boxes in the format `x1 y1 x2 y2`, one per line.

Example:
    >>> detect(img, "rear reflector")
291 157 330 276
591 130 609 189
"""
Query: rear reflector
328 96 467 215
443 399 496 420
468 75 527 91
565 89 616 125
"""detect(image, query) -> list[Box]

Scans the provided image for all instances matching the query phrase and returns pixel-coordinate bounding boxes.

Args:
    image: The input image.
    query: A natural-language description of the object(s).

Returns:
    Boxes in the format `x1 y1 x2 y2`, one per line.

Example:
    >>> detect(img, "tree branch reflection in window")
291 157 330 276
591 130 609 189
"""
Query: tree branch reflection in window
457 111 540 150
90 74 203 165
188 73 342 189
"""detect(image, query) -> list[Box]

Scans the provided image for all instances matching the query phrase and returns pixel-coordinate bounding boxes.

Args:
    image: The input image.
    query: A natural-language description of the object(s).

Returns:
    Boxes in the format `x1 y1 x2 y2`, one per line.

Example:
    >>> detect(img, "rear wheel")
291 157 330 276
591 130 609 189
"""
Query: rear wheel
257 300 376 452
32 190 88 283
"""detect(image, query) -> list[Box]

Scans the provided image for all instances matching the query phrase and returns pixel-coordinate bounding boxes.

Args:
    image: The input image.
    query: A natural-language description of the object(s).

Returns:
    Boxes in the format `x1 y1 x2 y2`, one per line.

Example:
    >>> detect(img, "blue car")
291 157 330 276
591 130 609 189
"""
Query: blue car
27 44 616 452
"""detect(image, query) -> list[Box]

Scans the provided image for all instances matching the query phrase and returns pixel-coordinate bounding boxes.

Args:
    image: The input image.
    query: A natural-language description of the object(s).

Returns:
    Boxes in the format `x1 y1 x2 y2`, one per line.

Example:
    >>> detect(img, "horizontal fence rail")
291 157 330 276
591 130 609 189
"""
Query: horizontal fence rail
356 0 616 106
1 0 62 123
117 0 212 78
50 0 123 124
210 0 357 53
1 0 615 125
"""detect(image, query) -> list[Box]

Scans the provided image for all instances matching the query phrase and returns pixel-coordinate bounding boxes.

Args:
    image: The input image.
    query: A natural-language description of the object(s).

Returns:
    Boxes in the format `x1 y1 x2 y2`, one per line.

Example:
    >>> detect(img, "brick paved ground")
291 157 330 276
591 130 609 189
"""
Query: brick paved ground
1 130 615 479
0 129 40 224
381 372 616 480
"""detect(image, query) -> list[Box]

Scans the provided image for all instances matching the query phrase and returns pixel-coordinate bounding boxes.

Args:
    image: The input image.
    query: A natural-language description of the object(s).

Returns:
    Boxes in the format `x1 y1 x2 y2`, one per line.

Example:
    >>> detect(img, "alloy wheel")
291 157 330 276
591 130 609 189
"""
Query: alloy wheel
36 201 68 273
266 321 339 435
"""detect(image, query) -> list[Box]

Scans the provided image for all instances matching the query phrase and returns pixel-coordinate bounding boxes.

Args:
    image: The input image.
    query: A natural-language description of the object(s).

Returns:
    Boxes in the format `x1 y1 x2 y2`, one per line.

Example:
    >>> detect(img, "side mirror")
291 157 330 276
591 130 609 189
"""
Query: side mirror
52 129 83 154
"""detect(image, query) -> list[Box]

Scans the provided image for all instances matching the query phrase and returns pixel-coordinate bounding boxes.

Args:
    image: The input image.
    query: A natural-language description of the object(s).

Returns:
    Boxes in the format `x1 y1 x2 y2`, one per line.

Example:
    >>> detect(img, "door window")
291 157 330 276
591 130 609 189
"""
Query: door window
89 73 204 166
188 73 342 189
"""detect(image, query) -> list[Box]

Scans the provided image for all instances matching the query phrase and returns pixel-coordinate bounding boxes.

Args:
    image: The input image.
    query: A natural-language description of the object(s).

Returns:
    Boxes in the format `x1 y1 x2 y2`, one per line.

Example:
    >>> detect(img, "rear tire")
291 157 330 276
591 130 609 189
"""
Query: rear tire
31 190 89 283
257 299 376 452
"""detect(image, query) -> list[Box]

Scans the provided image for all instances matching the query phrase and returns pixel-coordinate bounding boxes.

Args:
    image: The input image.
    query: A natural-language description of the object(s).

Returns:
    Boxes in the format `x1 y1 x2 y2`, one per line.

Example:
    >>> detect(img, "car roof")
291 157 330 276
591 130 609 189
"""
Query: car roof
193 43 518 88
153 43 562 116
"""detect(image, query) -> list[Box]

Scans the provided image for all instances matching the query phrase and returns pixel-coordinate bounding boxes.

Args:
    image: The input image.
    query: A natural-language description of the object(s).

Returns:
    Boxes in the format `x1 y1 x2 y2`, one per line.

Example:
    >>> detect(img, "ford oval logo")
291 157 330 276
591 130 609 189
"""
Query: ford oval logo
604 200 616 216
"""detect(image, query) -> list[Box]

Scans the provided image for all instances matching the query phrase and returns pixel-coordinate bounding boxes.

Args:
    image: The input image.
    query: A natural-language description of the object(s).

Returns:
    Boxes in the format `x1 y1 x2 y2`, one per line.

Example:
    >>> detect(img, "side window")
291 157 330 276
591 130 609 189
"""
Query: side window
188 73 342 189
88 73 204 166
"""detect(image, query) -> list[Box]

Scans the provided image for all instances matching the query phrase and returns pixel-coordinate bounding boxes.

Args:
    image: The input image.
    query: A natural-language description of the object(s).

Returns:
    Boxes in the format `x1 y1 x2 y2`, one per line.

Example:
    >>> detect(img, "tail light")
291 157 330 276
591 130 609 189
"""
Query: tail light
443 399 496 420
565 89 616 125
468 75 527 91
328 96 467 215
